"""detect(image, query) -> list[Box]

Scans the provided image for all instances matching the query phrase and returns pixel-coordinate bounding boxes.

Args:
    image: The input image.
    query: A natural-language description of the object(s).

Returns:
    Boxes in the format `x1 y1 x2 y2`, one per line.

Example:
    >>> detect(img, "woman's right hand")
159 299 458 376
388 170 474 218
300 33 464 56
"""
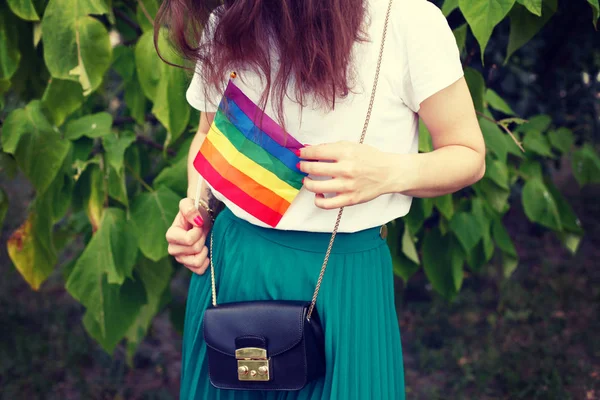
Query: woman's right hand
166 198 212 275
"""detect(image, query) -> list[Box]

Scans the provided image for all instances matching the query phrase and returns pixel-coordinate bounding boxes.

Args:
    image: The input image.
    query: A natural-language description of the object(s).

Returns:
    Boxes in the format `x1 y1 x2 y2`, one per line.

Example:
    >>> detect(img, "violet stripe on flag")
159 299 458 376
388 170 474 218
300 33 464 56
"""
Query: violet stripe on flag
224 80 304 150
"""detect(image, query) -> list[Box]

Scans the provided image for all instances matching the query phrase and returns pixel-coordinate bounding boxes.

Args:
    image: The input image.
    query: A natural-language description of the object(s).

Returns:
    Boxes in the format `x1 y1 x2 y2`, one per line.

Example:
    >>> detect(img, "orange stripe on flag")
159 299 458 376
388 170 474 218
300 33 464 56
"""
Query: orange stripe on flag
200 139 293 216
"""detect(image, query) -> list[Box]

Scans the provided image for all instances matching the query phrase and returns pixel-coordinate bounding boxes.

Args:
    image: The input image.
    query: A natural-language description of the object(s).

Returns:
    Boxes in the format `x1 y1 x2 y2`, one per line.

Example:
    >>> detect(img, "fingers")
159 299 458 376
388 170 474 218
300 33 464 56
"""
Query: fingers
165 224 205 246
298 160 344 177
168 232 207 256
179 197 205 228
300 141 351 161
302 177 354 194
176 245 210 274
314 192 357 210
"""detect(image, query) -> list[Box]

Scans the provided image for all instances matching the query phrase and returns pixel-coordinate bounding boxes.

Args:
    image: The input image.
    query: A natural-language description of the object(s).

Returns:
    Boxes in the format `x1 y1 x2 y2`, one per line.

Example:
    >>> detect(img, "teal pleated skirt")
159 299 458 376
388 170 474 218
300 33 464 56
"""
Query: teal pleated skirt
180 207 405 399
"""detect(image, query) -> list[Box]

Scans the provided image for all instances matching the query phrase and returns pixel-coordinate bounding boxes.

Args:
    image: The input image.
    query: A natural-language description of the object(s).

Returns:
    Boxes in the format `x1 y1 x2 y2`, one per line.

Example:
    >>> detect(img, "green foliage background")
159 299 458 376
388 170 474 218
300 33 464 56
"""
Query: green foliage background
0 0 599 359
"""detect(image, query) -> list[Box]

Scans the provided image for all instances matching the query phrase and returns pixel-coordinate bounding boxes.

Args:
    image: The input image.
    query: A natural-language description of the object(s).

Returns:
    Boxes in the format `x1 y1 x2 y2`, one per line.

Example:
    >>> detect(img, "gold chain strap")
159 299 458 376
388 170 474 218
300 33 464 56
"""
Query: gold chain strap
209 0 394 315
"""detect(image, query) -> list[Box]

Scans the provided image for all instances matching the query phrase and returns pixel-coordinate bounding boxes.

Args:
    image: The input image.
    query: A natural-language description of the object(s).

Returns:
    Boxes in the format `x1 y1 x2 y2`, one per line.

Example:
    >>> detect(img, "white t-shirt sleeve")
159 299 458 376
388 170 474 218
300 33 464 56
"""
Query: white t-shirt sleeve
397 0 464 113
185 12 221 112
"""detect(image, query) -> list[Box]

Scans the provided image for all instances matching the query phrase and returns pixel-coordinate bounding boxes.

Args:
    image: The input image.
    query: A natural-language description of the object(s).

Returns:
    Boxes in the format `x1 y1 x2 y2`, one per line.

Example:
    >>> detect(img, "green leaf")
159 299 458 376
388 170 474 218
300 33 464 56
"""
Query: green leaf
471 198 494 260
453 24 468 52
85 165 106 231
547 127 574 154
68 208 138 287
113 46 147 124
401 224 420 265
0 4 22 81
485 89 516 115
434 194 454 220
6 195 57 290
443 0 460 16
523 130 553 157
499 117 528 129
450 211 483 252
491 217 519 276
41 78 84 127
459 0 516 59
42 0 112 95
112 45 136 81
518 159 543 180
83 276 147 353
521 178 561 230
124 76 148 125
517 0 542 15
491 217 517 257
502 253 519 277
516 114 552 134
152 64 191 147
135 30 163 101
1 101 70 195
545 180 583 235
418 119 433 153
473 178 510 213
7 0 40 21
422 228 464 300
125 256 173 364
73 153 101 181
557 232 582 255
464 67 486 113
503 129 526 158
108 166 129 207
466 241 489 271
131 186 180 261
571 144 600 186
48 159 75 222
587 0 599 29
387 220 420 282
404 197 429 235
102 130 137 173
135 29 190 145
153 155 188 196
65 112 113 140
506 0 557 61
484 157 510 189
479 113 508 162
136 0 158 33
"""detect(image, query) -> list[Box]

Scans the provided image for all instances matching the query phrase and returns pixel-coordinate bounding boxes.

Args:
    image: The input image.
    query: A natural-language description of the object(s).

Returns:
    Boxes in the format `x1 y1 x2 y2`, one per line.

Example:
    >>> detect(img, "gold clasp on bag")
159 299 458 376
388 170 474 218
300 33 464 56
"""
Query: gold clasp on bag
236 347 270 381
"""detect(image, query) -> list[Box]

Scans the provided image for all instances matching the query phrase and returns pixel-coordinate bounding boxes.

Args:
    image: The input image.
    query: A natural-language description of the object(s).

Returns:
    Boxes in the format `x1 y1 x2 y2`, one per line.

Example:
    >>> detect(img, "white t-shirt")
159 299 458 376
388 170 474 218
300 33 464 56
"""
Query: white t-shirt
186 0 464 233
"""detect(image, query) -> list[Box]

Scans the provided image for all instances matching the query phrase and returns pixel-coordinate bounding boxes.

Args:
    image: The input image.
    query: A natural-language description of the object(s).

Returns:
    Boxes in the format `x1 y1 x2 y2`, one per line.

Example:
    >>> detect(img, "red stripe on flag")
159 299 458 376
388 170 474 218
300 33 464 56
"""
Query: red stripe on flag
193 151 284 227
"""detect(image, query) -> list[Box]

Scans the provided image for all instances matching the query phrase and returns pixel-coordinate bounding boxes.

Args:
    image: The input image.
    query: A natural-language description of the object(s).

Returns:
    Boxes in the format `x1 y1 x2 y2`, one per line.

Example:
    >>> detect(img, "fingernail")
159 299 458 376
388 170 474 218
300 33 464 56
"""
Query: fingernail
194 216 204 227
296 162 301 170
294 149 301 157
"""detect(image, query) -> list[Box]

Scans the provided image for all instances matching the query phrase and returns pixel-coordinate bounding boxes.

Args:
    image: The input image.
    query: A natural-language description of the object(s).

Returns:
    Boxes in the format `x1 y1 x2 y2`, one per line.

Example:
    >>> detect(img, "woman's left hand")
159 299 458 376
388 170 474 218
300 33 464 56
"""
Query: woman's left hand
298 141 400 209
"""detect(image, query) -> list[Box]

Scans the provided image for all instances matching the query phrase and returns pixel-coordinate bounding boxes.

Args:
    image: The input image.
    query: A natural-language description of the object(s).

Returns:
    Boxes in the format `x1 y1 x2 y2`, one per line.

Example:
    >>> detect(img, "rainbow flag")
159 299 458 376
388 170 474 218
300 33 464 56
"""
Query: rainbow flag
193 79 306 227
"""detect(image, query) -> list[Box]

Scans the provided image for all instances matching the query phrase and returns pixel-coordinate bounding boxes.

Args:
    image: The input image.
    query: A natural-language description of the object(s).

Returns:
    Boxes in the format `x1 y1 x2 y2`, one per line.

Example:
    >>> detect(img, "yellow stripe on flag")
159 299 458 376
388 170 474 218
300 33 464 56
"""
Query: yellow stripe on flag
206 125 299 203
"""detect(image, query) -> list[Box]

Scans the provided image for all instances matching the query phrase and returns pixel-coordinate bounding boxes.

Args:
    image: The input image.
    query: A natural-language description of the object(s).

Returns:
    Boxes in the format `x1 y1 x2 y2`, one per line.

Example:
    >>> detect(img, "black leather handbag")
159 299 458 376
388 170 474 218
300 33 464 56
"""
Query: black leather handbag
200 0 393 390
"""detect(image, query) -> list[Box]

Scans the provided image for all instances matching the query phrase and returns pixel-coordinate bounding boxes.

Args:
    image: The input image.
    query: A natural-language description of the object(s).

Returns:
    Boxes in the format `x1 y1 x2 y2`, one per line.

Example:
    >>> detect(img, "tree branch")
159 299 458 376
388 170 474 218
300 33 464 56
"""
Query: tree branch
136 134 177 157
476 110 526 153
114 8 142 35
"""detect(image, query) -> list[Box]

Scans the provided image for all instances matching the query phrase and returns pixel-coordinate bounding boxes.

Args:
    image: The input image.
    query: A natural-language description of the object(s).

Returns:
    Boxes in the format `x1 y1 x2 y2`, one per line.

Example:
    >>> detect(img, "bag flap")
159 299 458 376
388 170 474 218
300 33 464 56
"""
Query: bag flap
203 300 310 357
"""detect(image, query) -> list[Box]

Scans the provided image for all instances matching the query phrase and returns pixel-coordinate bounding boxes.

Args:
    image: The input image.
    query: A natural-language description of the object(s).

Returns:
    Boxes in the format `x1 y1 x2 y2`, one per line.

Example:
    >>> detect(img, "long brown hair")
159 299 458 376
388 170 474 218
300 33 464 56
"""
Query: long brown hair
155 0 368 128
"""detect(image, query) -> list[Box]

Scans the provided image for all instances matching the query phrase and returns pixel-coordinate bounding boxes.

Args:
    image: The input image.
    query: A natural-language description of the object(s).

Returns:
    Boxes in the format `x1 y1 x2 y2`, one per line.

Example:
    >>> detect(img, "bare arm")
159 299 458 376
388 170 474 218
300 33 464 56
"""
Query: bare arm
299 77 486 209
386 76 486 198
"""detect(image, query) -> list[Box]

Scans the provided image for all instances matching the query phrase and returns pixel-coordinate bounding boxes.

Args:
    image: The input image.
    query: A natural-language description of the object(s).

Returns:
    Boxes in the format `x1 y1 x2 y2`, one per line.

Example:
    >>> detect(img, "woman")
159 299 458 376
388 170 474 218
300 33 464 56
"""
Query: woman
162 0 485 398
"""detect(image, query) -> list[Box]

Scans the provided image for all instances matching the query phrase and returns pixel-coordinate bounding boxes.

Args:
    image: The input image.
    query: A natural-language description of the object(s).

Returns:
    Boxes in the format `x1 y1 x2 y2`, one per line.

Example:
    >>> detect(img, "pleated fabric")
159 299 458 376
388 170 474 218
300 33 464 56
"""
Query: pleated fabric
180 207 405 400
